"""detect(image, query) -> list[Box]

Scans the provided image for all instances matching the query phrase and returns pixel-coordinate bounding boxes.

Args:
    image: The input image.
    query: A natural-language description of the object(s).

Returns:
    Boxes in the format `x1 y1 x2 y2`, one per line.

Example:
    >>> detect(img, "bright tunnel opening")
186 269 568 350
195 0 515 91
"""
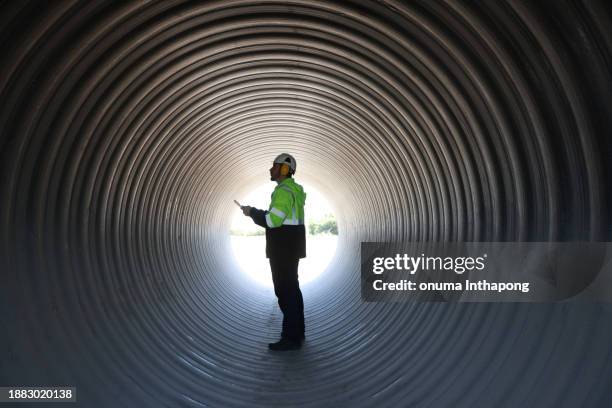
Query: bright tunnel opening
230 182 338 287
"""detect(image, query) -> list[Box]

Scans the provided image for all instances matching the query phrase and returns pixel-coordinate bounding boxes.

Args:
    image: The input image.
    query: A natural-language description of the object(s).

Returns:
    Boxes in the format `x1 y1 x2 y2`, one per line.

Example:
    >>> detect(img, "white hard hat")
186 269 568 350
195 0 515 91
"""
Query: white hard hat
273 153 297 173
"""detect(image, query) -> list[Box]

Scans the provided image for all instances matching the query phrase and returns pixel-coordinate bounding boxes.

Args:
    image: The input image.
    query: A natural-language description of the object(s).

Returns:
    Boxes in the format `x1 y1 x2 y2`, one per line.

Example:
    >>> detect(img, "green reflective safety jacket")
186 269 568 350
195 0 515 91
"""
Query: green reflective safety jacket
249 177 307 259
265 178 306 228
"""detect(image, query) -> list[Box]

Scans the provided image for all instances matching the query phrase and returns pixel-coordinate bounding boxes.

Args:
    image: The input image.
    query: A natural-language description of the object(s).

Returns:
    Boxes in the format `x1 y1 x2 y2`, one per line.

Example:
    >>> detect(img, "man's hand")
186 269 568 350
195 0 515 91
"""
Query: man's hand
242 206 252 216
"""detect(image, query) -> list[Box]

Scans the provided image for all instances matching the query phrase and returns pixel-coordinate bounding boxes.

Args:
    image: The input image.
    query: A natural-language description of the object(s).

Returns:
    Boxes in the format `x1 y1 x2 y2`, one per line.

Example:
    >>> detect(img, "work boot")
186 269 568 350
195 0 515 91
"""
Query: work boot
268 338 301 351
281 332 305 341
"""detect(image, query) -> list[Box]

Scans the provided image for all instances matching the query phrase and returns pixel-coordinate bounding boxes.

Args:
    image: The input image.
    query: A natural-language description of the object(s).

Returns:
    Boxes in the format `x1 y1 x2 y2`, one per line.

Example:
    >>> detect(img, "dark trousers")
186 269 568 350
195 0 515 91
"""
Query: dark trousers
269 257 305 341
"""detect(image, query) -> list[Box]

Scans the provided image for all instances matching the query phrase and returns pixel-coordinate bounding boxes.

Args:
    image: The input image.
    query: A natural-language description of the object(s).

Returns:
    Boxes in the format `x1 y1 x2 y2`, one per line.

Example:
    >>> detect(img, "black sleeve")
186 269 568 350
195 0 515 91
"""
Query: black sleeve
249 208 268 229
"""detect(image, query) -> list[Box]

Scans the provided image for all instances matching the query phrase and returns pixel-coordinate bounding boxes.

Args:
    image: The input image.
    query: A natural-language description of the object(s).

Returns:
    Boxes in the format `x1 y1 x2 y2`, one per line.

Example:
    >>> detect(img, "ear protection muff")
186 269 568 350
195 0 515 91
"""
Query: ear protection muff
280 163 289 176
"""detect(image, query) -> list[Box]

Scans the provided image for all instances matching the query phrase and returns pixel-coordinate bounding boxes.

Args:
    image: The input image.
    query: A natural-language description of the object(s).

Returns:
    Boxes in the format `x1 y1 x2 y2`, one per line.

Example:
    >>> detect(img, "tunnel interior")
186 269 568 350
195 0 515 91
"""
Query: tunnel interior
2 1 612 406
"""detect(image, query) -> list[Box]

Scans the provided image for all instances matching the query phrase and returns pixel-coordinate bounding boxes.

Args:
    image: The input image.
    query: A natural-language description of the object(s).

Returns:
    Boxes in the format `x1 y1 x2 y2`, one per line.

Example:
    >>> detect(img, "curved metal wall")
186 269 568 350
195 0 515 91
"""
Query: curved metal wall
1 1 611 406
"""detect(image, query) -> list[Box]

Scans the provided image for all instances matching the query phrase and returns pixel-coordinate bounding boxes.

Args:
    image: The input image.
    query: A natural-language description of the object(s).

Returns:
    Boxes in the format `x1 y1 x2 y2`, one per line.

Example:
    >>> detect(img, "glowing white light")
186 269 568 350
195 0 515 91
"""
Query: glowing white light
230 183 337 287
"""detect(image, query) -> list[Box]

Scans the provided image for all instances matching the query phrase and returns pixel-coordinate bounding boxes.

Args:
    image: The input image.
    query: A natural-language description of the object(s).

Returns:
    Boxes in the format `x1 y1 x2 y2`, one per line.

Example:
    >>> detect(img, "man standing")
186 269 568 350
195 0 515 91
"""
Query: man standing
241 153 306 351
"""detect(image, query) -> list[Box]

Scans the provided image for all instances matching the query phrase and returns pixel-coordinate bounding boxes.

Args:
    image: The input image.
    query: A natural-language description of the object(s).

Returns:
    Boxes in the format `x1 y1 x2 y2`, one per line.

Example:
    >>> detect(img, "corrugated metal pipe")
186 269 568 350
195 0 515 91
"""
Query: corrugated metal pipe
1 1 612 406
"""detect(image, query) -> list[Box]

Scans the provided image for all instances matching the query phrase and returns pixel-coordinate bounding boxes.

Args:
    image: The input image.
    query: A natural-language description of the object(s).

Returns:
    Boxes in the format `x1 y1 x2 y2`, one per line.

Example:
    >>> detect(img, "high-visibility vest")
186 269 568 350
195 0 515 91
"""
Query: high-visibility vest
265 178 306 228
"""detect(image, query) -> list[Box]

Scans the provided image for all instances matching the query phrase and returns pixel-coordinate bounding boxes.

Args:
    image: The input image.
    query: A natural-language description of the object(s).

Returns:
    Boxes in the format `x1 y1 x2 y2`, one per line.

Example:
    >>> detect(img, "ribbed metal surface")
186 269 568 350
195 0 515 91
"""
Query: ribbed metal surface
1 1 611 406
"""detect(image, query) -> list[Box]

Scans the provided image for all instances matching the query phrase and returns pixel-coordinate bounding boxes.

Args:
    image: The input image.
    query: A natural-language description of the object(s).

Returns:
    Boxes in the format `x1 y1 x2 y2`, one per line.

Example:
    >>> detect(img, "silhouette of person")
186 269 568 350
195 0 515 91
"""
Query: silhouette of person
241 153 306 350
